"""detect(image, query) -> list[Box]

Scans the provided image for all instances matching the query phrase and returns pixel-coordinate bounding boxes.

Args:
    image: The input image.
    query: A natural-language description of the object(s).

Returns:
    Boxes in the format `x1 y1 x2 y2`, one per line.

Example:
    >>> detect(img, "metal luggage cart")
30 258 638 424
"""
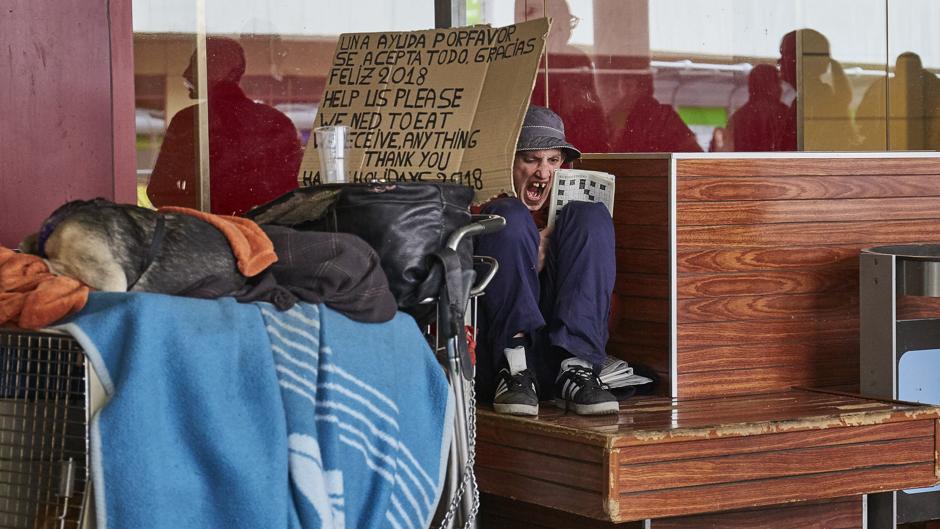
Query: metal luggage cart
0 215 504 529
0 331 90 529
427 214 504 529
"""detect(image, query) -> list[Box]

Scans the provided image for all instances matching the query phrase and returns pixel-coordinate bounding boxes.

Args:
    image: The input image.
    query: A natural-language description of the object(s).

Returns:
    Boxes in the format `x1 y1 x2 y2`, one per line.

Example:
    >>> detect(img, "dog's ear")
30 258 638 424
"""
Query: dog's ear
18 233 40 254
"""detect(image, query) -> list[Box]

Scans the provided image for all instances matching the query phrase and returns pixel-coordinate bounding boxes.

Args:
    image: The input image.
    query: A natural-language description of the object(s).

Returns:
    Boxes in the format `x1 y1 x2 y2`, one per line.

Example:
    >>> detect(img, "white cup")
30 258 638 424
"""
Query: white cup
315 125 349 184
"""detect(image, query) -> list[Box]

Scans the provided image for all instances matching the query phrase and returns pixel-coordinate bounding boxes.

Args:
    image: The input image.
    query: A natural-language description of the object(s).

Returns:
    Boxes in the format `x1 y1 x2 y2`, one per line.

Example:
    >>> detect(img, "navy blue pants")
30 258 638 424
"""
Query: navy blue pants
474 198 616 401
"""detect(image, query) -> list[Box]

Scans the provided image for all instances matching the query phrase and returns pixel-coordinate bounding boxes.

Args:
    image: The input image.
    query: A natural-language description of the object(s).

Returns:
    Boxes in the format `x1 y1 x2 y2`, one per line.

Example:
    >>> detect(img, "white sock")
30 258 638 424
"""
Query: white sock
560 357 592 373
503 345 528 375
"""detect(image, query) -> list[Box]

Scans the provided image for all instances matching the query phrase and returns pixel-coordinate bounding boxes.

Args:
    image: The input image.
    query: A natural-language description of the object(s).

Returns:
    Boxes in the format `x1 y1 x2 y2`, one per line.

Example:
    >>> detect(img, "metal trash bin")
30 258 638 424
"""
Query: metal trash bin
860 244 940 528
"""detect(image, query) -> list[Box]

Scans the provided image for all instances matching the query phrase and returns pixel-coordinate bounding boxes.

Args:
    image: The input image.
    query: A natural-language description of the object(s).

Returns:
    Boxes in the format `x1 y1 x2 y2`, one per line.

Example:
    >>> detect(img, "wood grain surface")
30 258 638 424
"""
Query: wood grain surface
615 463 936 521
478 494 861 529
593 156 940 399
578 158 673 394
650 497 861 529
474 389 940 523
676 158 940 177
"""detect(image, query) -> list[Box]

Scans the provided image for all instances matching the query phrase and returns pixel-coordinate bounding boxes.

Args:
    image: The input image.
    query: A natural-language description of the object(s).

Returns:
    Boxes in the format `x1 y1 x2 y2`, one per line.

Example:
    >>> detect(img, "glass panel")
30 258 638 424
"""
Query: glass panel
133 1 435 213
133 5 199 208
795 1 886 151
479 0 907 153
884 0 940 150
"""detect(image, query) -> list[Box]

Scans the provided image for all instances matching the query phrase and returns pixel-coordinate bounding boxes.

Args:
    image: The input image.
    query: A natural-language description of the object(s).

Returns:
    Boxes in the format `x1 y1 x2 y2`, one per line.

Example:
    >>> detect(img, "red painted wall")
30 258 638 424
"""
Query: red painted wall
0 0 135 248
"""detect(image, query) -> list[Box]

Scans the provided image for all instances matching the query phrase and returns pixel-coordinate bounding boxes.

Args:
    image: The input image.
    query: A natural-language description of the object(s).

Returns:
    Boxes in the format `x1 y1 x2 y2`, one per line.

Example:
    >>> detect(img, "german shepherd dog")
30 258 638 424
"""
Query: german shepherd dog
19 199 246 295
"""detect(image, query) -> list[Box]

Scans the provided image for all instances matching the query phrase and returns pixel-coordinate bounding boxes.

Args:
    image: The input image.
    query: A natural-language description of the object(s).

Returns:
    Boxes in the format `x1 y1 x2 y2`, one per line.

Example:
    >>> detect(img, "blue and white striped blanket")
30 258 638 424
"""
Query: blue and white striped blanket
58 292 453 529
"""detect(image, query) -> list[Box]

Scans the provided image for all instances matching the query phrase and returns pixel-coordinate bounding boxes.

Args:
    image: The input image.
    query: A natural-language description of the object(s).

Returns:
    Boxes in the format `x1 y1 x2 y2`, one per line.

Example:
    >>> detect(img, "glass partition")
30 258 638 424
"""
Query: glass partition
132 0 435 212
879 0 940 150
132 1 939 211
481 0 940 154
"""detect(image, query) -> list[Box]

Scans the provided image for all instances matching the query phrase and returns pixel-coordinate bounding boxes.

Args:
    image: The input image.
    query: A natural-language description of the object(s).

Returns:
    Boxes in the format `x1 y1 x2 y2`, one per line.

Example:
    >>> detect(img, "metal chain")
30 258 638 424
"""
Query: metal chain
435 384 480 529
464 383 481 521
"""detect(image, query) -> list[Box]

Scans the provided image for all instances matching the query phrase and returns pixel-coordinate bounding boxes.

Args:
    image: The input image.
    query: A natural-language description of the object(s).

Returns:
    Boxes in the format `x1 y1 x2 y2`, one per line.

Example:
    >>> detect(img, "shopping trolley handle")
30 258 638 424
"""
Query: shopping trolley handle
470 256 498 297
446 214 506 251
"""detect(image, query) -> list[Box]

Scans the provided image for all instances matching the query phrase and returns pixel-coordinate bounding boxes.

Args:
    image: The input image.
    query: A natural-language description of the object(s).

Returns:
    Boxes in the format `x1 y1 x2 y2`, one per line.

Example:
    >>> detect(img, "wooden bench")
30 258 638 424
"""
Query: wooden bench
476 389 940 526
474 153 940 527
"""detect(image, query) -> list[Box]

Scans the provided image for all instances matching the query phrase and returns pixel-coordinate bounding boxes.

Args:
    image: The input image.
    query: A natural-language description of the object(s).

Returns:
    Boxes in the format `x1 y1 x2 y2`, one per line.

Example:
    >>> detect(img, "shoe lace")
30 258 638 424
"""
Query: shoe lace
567 365 603 389
509 369 537 392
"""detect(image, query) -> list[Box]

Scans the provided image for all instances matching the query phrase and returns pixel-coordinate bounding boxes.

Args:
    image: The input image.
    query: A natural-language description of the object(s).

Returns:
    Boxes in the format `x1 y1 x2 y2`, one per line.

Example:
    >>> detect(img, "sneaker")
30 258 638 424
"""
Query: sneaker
493 368 539 416
554 362 619 415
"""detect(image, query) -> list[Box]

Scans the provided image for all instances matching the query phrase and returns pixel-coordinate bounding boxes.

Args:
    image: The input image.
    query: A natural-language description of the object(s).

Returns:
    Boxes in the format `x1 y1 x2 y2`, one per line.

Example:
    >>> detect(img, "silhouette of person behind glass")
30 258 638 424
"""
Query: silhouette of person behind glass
778 29 858 151
148 36 302 216
856 51 940 150
725 64 791 151
518 0 609 152
607 73 702 152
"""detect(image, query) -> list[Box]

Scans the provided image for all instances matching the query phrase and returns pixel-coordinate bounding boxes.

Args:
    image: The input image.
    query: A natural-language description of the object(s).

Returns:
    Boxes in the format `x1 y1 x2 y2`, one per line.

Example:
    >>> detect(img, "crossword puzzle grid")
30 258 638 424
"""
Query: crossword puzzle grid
554 177 613 207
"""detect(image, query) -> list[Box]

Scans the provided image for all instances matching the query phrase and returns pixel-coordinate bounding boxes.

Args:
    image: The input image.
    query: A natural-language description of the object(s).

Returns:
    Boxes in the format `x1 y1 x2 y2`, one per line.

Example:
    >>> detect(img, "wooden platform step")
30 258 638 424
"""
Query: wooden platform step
475 388 940 523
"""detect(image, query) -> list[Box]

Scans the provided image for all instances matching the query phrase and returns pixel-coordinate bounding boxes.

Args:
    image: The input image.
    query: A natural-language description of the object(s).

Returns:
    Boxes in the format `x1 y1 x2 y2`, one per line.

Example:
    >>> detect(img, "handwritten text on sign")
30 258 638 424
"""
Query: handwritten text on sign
297 19 549 202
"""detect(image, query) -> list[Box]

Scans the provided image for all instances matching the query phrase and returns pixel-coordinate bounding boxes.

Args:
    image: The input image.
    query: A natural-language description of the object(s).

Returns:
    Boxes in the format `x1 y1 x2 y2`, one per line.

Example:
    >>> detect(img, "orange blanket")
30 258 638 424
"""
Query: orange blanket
0 247 89 329
159 207 277 277
1 208 276 329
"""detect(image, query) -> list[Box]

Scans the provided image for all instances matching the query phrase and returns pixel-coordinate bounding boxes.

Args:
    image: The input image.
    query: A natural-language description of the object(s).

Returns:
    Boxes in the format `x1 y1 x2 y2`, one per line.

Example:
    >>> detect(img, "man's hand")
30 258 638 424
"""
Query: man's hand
537 224 554 273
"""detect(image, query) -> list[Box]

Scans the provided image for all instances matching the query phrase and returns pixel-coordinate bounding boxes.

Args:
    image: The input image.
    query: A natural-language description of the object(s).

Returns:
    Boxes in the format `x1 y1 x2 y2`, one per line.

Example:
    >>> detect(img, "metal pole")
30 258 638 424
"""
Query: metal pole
435 0 466 29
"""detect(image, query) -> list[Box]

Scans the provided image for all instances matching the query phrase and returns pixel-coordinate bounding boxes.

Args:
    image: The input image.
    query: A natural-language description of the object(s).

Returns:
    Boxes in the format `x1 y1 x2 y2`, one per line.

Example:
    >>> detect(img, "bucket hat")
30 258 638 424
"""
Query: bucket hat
516 106 581 162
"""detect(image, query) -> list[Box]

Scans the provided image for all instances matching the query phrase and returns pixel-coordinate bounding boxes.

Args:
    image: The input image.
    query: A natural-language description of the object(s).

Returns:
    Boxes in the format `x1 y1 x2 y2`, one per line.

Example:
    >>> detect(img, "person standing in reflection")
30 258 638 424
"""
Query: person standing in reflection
720 64 791 152
778 29 858 151
856 52 940 150
518 0 609 152
148 36 302 216
607 73 702 152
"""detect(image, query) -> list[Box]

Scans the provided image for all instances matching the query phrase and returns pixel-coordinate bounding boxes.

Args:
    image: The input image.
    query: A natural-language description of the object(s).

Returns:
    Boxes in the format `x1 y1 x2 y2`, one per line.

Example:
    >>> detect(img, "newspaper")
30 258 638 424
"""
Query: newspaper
599 355 653 389
547 168 616 227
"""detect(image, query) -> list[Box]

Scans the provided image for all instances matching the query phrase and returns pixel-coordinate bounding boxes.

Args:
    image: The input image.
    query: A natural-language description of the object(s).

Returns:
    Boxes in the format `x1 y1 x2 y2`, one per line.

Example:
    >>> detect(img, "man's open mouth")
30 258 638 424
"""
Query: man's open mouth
525 181 548 203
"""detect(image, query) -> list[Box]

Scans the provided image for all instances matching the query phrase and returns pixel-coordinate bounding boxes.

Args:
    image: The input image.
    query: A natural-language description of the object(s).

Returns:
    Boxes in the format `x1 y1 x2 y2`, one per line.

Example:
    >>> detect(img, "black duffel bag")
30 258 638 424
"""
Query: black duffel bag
246 182 475 336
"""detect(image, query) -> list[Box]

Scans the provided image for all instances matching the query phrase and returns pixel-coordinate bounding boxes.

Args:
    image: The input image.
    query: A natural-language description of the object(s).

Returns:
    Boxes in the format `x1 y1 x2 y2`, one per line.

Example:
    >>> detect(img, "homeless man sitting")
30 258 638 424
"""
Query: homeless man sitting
475 105 618 416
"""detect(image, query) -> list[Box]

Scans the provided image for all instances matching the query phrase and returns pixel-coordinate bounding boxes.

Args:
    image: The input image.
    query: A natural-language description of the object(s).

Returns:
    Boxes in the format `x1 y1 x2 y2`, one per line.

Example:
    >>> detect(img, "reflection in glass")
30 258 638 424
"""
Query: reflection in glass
857 52 940 150
131 1 939 163
608 72 702 152
492 0 939 154
147 36 302 215
719 64 791 152
517 0 609 152
133 1 434 210
788 29 860 150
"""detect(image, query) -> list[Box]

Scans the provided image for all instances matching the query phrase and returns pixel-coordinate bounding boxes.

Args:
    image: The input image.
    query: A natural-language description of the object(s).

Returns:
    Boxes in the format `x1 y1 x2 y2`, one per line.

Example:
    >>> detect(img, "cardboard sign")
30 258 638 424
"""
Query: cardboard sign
298 19 550 202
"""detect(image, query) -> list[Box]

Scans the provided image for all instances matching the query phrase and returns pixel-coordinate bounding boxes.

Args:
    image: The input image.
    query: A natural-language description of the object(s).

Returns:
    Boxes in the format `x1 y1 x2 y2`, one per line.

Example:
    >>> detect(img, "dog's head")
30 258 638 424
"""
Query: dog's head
19 199 112 256
25 199 244 296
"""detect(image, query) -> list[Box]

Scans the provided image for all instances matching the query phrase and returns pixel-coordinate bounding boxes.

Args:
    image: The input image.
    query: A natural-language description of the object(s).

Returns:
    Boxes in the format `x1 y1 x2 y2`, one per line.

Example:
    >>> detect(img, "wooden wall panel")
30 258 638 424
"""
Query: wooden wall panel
479 494 862 529
478 493 644 529
651 497 862 529
677 269 856 297
673 156 940 399
577 156 672 395
676 175 940 201
677 362 859 400
619 437 933 492
677 197 940 224
678 341 858 372
582 155 940 400
676 157 940 177
678 219 940 248
677 245 860 273
617 462 936 521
